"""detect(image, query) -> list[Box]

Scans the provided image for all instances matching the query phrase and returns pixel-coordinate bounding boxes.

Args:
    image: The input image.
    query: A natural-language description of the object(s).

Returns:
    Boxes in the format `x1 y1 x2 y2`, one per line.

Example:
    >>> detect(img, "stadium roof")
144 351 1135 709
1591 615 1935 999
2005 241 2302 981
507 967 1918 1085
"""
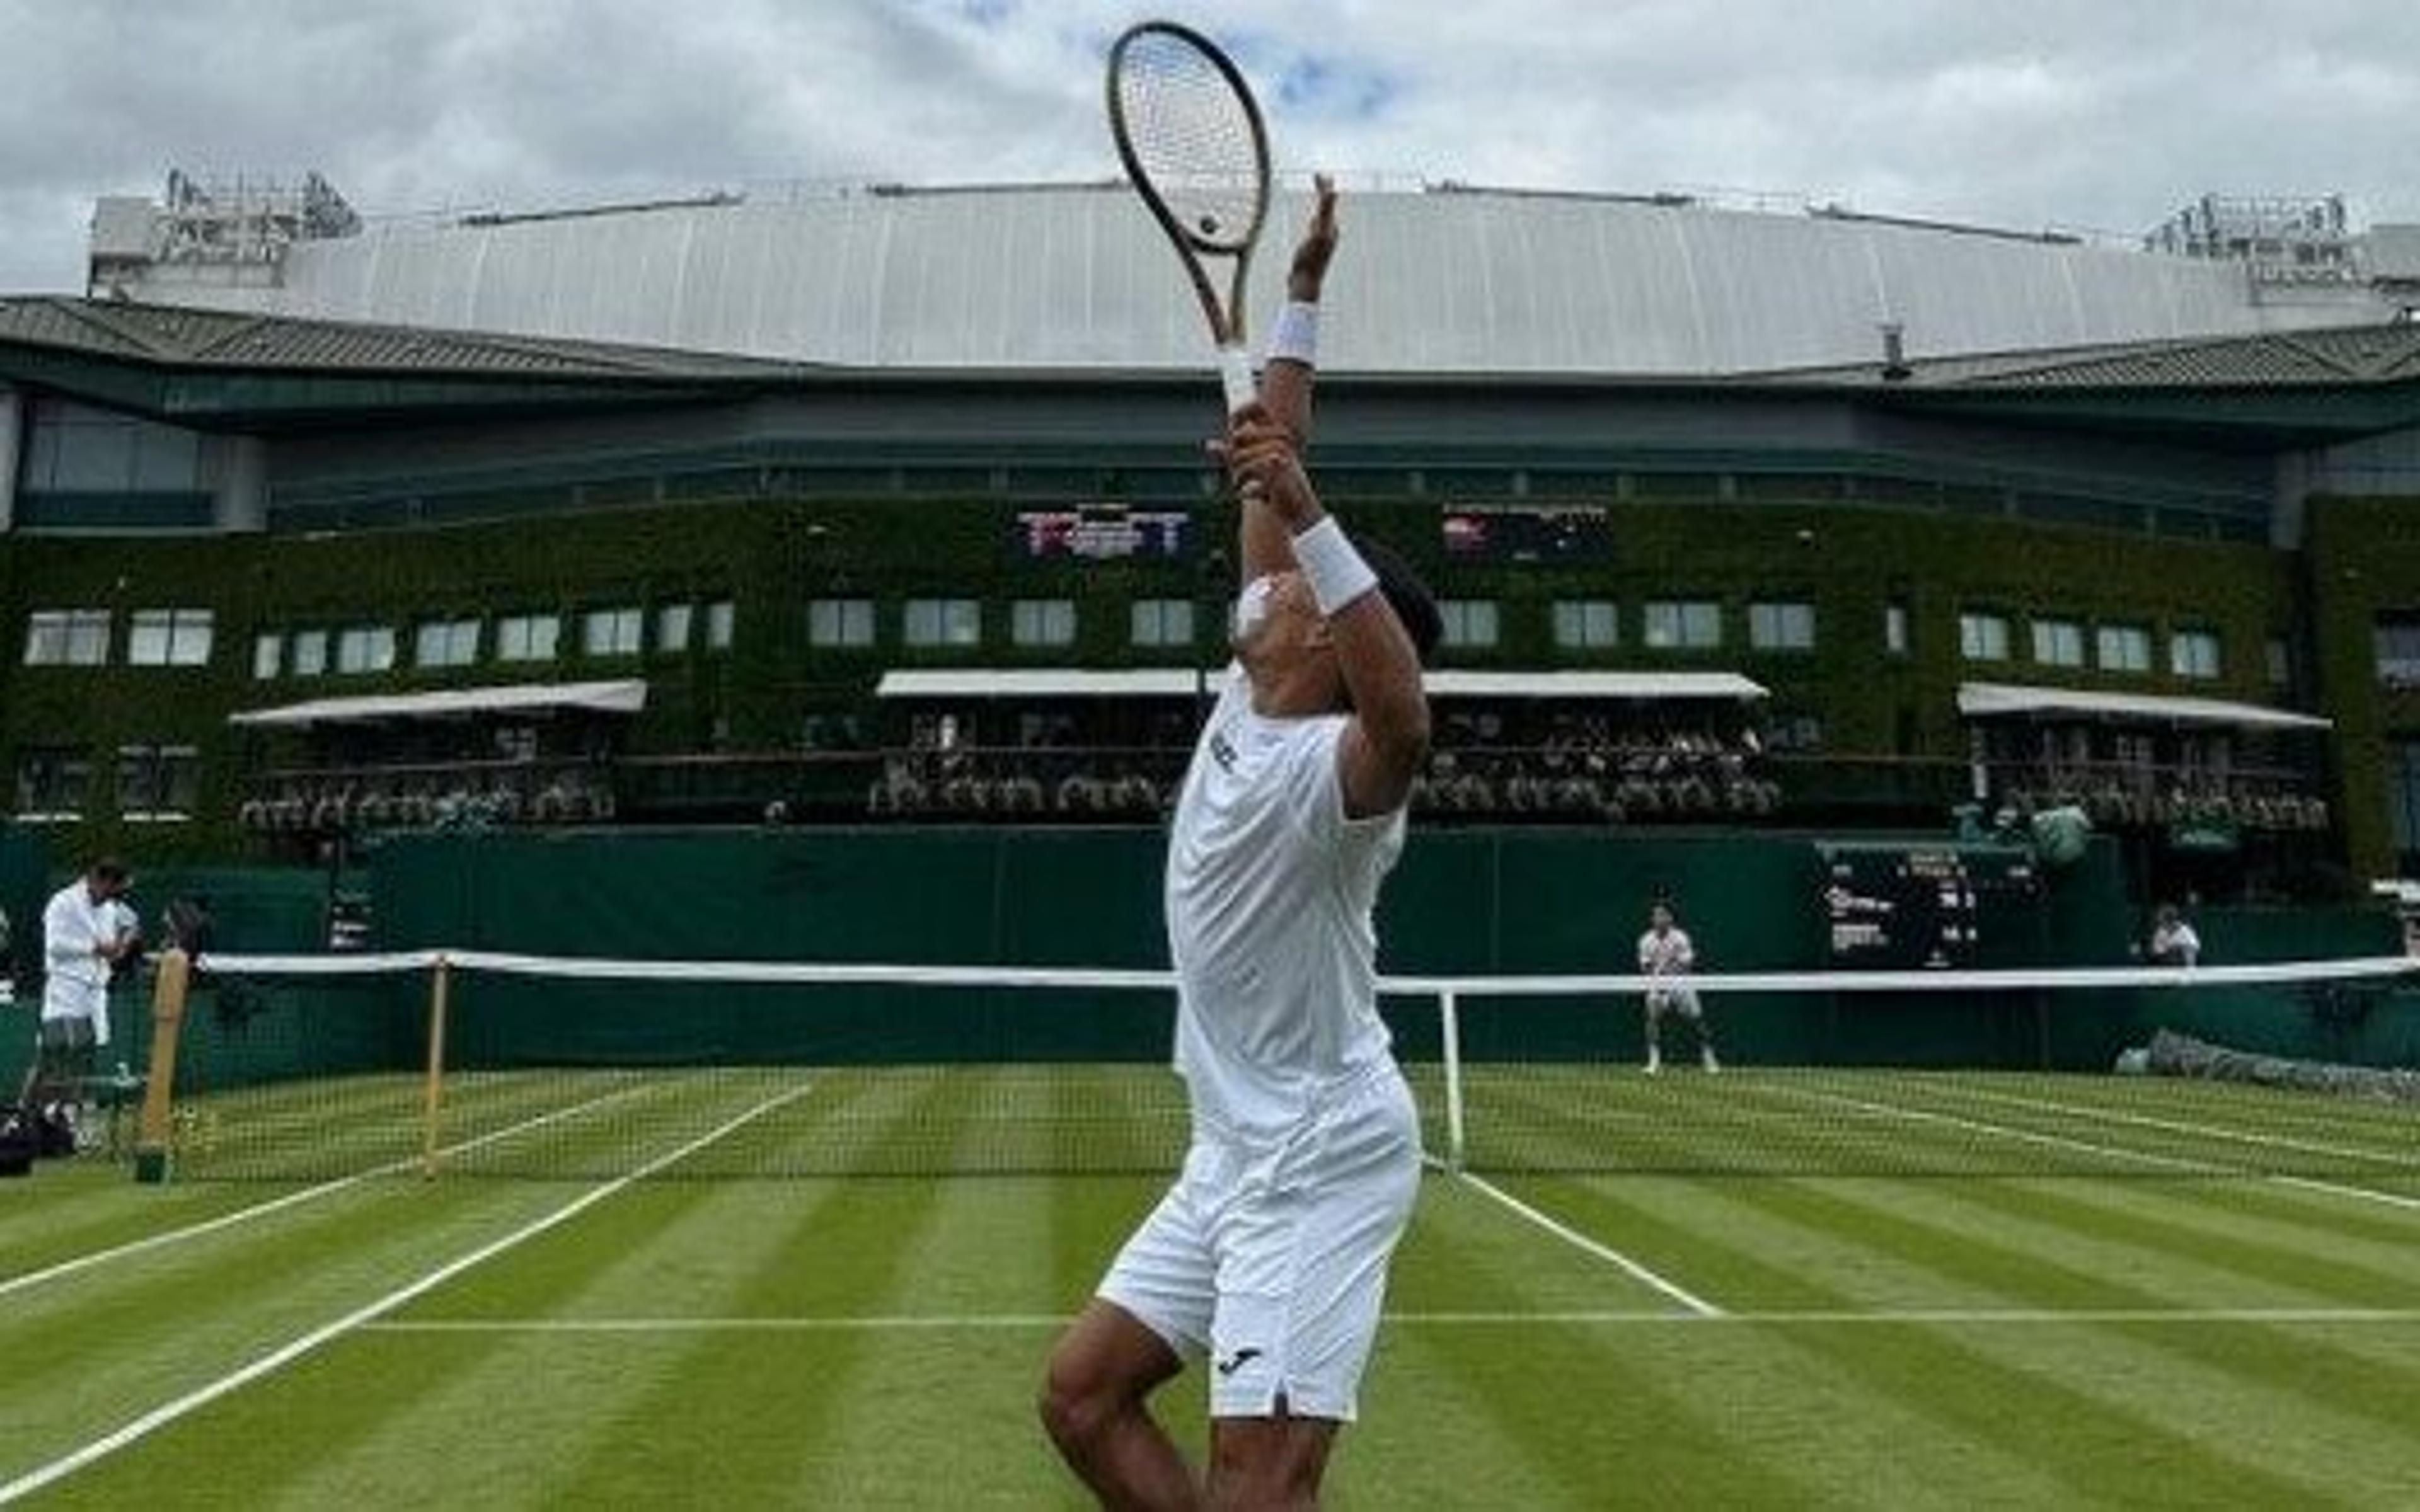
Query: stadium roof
0 296 801 381
1761 323 2420 390
74 181 2404 379
1956 682 2329 731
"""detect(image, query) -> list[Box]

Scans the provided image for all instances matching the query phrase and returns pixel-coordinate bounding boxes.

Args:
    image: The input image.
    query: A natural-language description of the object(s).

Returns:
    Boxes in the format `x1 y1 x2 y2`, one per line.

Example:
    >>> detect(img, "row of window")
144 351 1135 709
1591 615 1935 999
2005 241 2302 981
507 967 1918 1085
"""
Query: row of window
1956 613 2226 680
24 608 216 667
804 597 1824 654
252 602 735 680
26 599 2250 675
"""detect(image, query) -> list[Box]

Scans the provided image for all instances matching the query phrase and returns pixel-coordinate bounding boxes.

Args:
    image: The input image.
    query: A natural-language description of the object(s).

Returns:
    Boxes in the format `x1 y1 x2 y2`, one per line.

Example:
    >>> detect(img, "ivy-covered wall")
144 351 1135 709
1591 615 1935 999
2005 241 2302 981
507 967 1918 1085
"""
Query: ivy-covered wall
0 478 2302 865
2305 493 2420 880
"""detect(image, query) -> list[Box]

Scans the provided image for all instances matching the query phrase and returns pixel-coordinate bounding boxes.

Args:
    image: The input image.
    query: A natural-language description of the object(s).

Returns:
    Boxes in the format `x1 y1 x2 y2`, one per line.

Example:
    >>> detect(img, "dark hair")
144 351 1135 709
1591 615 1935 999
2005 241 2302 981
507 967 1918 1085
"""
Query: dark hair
87 857 129 886
1352 534 1443 663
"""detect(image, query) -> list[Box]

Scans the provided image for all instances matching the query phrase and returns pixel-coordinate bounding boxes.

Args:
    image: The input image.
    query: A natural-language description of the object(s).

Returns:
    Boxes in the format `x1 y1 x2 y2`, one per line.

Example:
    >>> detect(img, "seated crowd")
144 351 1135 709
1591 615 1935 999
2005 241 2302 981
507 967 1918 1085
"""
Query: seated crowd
242 765 618 833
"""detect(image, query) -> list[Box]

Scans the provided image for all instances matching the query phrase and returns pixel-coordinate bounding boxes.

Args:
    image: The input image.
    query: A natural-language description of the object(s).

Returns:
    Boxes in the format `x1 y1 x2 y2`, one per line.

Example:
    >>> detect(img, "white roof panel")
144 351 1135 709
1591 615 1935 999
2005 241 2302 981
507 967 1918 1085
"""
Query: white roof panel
117 183 2399 377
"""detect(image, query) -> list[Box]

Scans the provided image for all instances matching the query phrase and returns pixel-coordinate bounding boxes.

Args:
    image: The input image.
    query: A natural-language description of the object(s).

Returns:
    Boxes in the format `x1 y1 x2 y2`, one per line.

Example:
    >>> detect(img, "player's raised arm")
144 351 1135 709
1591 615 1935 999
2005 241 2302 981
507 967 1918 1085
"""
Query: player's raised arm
1225 406 1430 817
1241 176 1339 583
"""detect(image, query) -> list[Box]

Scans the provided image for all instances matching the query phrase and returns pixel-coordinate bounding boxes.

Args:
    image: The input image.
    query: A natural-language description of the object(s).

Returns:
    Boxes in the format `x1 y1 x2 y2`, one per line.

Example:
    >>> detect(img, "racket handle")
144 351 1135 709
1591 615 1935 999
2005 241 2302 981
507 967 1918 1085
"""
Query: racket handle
1217 345 1255 413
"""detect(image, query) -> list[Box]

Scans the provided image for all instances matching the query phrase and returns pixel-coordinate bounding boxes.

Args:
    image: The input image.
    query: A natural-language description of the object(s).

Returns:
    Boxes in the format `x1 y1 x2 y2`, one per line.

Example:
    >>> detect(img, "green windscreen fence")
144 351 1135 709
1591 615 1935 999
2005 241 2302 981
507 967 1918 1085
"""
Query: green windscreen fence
350 827 2407 1074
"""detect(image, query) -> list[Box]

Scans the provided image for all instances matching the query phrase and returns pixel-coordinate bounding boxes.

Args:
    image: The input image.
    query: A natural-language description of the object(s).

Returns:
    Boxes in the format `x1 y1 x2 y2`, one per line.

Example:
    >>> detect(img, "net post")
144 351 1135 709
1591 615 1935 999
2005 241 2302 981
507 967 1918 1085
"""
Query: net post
132 949 192 1185
420 954 452 1180
1438 989 1466 1173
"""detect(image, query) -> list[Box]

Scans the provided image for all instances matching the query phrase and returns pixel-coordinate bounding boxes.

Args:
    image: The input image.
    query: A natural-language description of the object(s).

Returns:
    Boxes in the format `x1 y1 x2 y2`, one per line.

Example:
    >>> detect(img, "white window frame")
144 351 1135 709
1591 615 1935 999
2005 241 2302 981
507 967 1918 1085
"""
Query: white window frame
582 606 644 658
415 618 481 669
1552 600 1618 650
23 609 112 667
1645 600 1722 650
127 608 214 667
1749 601 1815 652
2031 619 2085 668
2097 624 2152 673
1959 612 2010 662
1129 598 1197 648
904 598 981 648
336 625 397 675
497 614 562 663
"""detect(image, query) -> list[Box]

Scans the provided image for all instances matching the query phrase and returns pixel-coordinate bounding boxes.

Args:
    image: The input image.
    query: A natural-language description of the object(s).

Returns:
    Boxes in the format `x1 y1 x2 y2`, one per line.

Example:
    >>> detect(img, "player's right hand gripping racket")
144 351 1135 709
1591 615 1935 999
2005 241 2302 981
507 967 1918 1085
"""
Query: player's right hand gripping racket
1106 20 1273 413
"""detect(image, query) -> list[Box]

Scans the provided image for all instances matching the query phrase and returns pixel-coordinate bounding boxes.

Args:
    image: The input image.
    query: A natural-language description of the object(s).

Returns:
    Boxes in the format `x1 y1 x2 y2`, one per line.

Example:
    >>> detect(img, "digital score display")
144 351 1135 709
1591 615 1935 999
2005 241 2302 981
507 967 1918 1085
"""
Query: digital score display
1819 844 2040 970
1013 505 1188 561
1441 504 1613 563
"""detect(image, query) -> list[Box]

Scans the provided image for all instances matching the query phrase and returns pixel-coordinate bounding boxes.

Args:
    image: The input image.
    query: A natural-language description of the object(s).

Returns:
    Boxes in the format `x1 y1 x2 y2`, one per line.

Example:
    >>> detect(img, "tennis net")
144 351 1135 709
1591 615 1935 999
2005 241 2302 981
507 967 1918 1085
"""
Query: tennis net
133 949 2420 1183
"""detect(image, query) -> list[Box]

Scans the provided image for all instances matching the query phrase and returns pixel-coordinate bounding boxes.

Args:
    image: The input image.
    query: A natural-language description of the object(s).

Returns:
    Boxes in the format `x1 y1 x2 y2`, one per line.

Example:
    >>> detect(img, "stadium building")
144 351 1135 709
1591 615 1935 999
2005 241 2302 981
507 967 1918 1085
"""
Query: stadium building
5 169 2420 905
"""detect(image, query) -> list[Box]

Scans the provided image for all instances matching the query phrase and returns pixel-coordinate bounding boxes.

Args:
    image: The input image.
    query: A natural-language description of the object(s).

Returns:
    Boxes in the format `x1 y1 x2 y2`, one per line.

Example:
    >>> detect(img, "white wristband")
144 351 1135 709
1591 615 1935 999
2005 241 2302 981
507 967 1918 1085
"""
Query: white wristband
1266 301 1320 367
1291 515 1378 616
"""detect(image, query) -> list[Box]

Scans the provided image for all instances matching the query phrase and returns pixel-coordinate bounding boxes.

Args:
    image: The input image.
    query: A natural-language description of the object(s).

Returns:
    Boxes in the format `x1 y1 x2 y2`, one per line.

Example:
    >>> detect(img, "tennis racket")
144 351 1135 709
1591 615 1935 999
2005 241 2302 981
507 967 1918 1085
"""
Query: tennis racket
1106 20 1273 413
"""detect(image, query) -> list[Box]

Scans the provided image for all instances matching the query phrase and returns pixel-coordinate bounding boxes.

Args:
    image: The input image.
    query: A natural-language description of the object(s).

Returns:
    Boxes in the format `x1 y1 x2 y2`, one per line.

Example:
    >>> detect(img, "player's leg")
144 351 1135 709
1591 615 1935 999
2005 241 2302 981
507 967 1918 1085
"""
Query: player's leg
1642 994 1666 1074
1042 1298 1199 1511
1207 1073 1420 1507
1677 989 1719 1072
65 1018 99 1147
1209 1411 1337 1510
1044 1156 1218 1509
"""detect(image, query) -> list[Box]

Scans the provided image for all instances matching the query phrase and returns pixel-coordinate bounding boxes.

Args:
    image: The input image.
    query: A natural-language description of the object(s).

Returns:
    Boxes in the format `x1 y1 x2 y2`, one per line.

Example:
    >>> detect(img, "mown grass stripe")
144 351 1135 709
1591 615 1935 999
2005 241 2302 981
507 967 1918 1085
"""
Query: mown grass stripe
1662 1172 2420 1483
550 1072 964 1503
251 1177 889 1505
0 1085 809 1503
1376 1191 1827 1509
1508 1174 2357 1507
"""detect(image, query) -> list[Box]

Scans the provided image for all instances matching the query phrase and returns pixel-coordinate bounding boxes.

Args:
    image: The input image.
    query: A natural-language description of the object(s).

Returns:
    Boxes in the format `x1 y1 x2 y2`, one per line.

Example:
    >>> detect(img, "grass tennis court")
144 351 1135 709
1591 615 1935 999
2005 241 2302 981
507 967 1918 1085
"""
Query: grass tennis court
4 1066 2417 1507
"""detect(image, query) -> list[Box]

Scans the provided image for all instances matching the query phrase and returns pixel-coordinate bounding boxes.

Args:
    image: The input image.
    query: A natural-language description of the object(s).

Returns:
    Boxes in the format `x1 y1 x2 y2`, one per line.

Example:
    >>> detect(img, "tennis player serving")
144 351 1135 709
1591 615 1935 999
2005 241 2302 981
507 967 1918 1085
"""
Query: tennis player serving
1042 180 1442 1509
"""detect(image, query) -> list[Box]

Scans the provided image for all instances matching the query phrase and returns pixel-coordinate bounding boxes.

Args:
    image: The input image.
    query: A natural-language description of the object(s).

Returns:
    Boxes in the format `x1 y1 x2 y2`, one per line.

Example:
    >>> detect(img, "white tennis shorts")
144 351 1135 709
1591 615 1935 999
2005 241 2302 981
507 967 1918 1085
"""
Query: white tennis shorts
1645 986 1703 1020
1098 1065 1421 1421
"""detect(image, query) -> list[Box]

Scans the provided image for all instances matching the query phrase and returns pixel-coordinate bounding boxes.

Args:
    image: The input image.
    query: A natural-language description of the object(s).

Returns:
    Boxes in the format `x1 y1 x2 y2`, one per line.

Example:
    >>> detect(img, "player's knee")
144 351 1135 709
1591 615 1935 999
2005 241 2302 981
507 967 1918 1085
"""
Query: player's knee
1038 1346 1127 1452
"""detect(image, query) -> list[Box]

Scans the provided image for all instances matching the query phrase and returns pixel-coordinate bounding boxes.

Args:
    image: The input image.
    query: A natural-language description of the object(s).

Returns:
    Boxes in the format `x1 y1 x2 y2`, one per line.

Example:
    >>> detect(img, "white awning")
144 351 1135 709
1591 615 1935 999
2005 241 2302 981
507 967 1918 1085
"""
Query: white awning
1956 681 2330 731
876 668 1767 701
876 669 1202 699
230 679 649 729
1424 671 1767 701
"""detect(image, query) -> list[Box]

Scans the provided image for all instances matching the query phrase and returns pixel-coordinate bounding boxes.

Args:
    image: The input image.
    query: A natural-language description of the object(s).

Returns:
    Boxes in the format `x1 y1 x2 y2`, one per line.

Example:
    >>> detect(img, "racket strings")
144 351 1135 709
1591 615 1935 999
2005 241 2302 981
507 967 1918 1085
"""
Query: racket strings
1115 37 1262 248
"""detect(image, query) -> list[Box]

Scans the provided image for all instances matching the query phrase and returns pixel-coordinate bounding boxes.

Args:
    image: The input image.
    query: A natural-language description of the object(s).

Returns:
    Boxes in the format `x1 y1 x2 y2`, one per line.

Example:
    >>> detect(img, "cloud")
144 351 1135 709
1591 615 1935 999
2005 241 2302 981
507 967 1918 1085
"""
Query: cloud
1 0 2416 292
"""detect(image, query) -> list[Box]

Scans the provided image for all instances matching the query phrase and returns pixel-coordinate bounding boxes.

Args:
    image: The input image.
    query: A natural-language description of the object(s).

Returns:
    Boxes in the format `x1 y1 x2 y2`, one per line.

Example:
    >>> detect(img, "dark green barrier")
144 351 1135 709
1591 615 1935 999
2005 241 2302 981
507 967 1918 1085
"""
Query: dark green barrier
364 828 2199 1074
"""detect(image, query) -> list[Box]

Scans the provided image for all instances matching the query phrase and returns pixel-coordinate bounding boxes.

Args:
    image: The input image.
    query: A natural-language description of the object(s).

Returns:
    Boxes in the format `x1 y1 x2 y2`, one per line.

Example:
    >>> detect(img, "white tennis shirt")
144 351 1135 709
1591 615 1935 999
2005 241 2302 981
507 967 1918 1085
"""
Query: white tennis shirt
42 881 113 1027
1164 667 1406 1145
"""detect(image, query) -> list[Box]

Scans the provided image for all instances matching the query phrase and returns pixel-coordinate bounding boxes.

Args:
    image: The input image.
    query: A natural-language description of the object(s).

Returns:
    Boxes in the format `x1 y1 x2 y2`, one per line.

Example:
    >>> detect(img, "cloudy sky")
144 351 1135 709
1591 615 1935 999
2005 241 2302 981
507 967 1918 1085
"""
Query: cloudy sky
3 0 2416 293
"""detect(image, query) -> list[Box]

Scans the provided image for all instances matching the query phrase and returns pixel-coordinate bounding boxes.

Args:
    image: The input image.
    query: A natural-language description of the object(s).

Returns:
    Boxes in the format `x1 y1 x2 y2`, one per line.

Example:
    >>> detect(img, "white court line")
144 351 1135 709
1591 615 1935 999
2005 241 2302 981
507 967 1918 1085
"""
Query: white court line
356 1305 2420 1334
1770 1083 2420 1216
2264 1175 2420 1214
1451 1169 1724 1318
1946 1085 2416 1169
0 1082 657 1303
0 1082 813 1506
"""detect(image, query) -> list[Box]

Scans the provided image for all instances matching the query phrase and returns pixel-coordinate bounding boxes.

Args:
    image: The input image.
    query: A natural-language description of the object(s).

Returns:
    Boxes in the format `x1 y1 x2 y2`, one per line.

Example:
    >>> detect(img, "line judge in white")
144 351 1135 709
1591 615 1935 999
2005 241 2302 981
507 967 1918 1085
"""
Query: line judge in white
1042 180 1441 1510
29 857 139 1141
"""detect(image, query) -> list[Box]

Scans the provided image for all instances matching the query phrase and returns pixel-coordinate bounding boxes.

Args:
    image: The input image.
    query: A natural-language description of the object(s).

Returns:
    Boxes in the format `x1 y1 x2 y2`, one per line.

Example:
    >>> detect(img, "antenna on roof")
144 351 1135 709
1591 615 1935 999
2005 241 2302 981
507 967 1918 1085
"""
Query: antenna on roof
1879 323 1912 382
